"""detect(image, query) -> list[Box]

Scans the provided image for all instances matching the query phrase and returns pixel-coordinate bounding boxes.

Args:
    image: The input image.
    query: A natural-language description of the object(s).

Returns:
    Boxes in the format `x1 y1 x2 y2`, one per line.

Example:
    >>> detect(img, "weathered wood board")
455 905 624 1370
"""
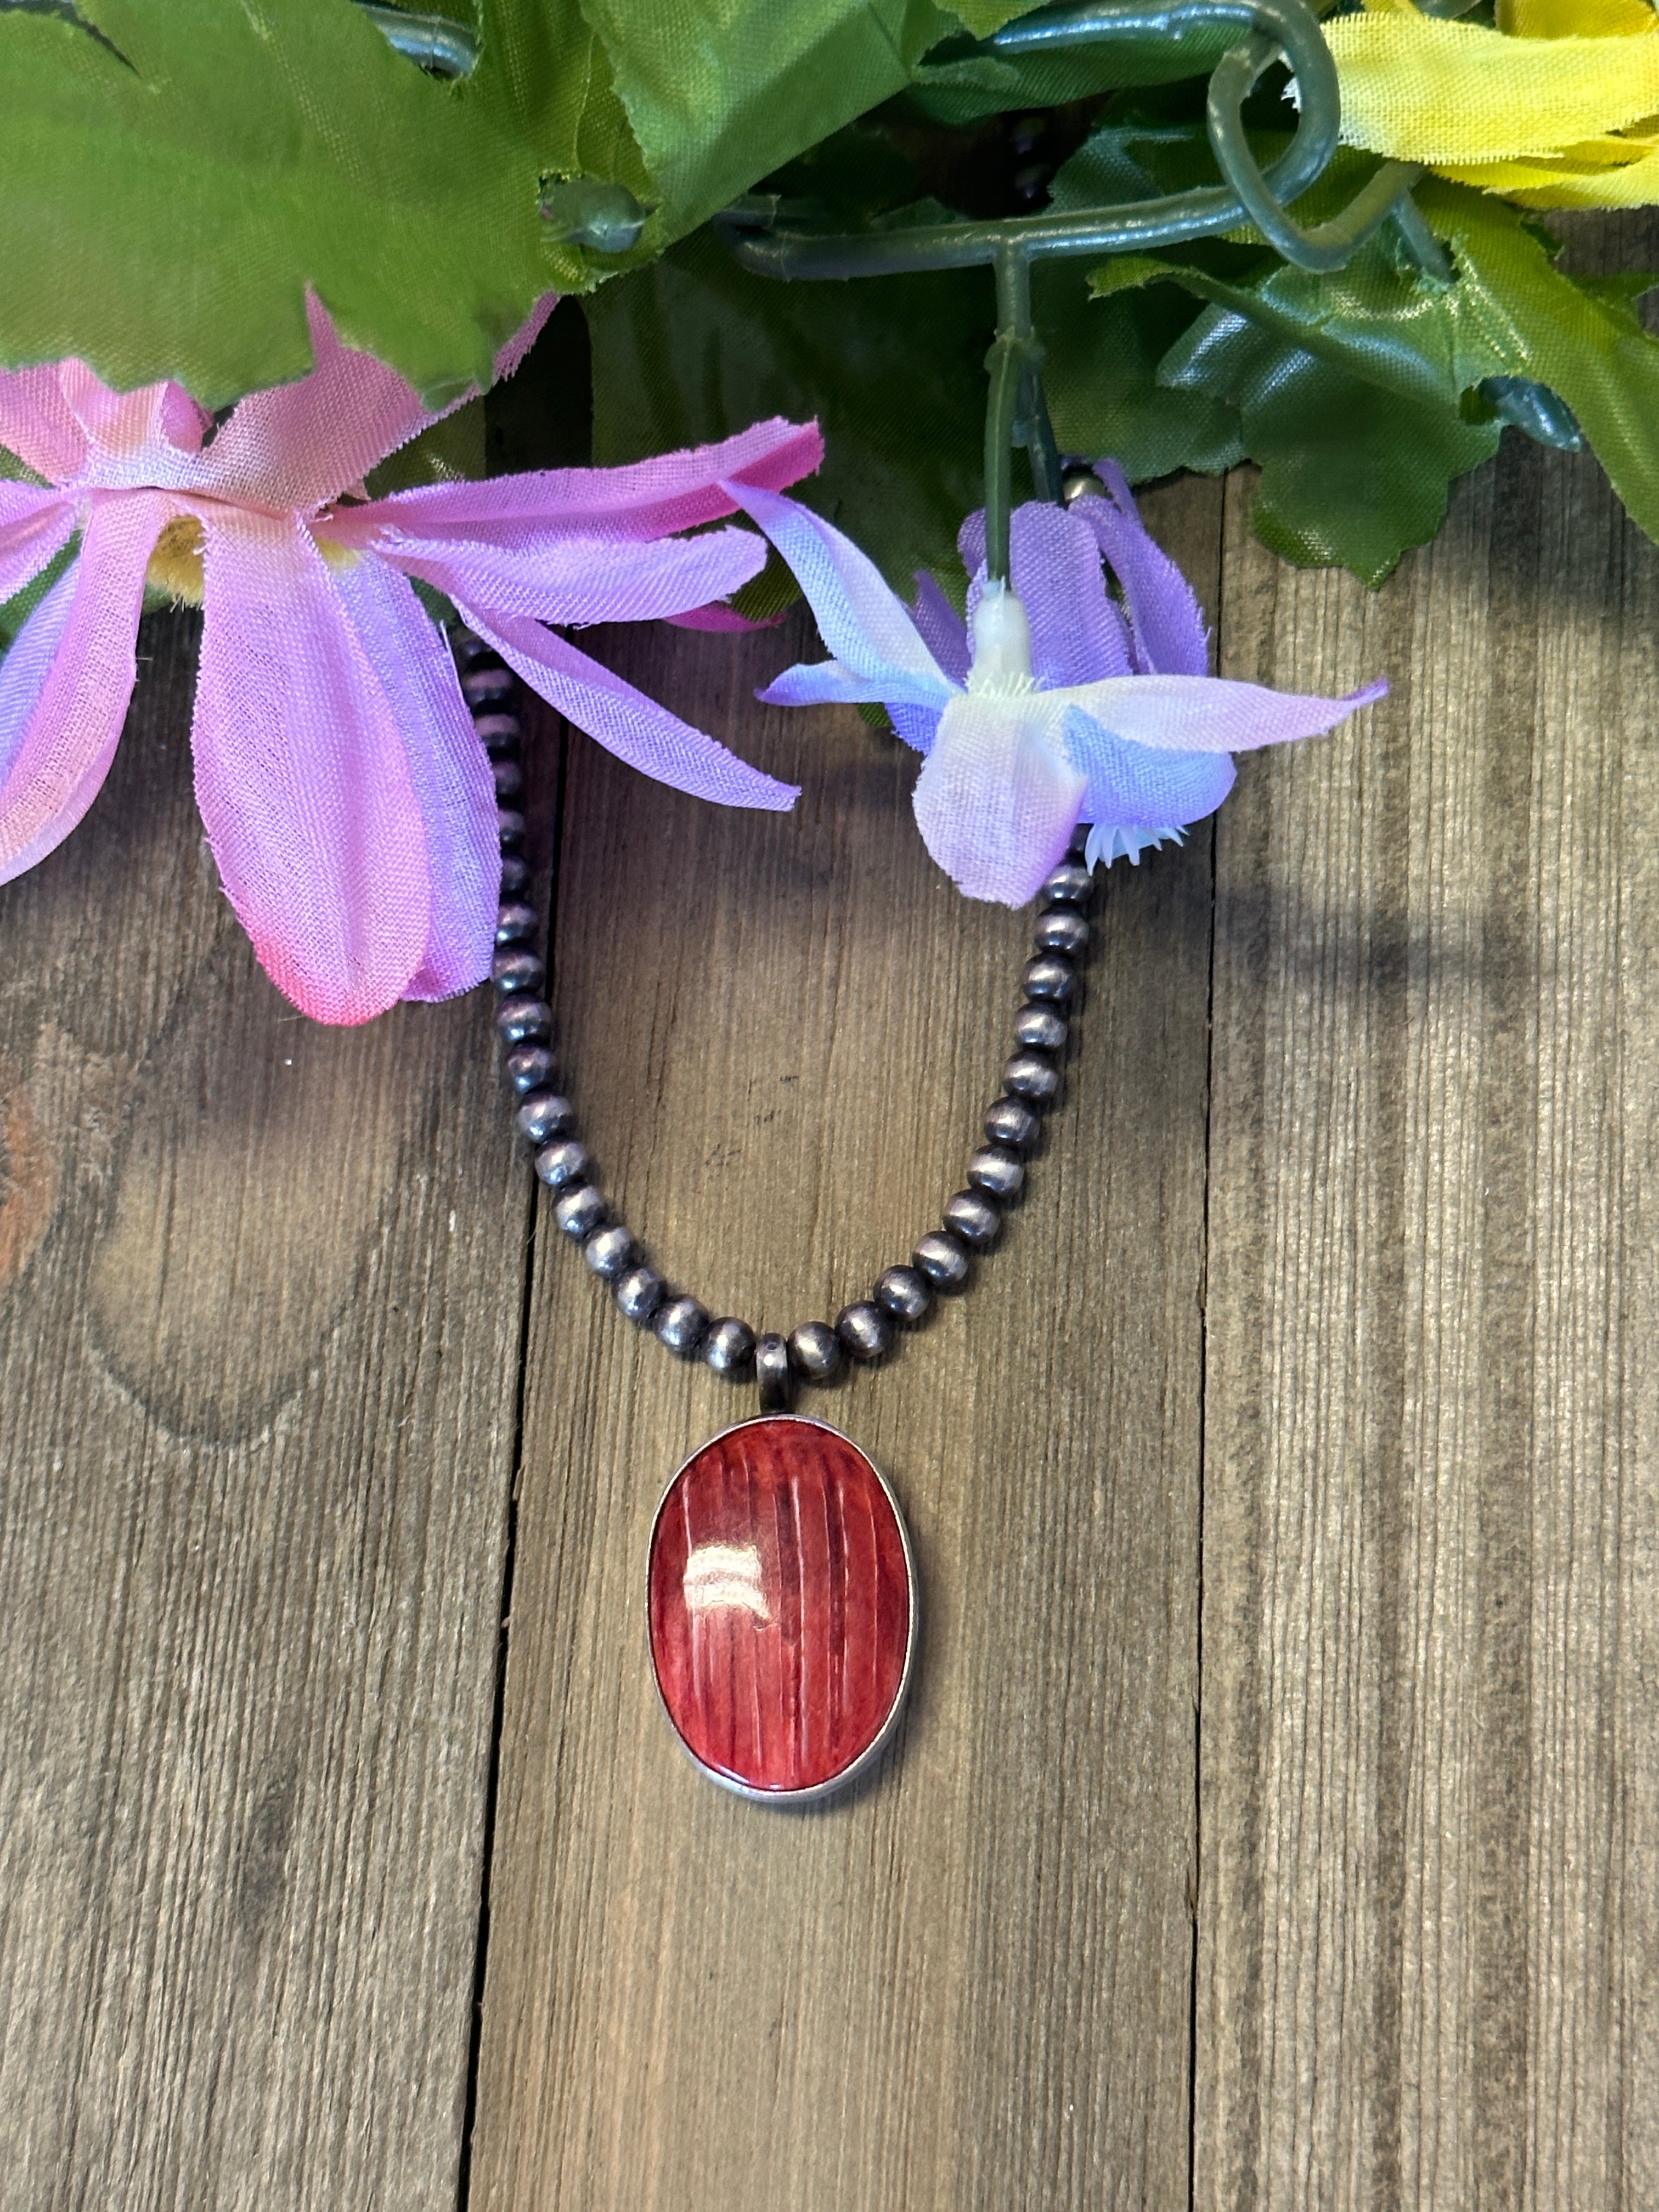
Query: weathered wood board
1197 432 1659 2204
0 615 527 2211
1 412 1653 2212
466 481 1223 2212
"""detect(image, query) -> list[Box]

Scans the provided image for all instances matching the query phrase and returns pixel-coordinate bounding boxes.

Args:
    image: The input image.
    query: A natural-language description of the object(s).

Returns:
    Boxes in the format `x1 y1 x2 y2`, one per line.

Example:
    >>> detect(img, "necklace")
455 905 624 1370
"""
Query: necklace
459 631 1094 1804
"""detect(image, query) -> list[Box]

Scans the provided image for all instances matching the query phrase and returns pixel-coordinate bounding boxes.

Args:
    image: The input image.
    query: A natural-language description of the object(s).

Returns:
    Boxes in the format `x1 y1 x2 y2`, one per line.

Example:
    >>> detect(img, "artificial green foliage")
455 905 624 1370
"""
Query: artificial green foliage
583 224 994 593
0 0 1014 409
0 0 573 404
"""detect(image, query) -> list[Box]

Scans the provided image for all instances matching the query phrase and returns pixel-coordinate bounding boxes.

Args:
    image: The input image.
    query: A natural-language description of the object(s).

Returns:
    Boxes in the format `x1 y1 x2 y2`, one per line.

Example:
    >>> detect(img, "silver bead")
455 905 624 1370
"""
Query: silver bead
985 1096 1041 1150
496 994 552 1043
1014 1003 1066 1053
967 1146 1025 1200
495 900 538 946
614 1263 665 1323
473 710 522 751
1062 467 1103 507
584 1223 635 1279
756 1333 793 1411
1022 954 1075 1004
497 804 528 848
1003 1051 1061 1105
1037 861 1092 907
787 1320 842 1381
462 665 514 705
516 1091 575 1147
1034 909 1089 959
913 1230 970 1289
534 1138 589 1190
499 853 530 898
505 1043 555 1094
656 1295 708 1357
492 757 525 803
554 1184 607 1241
704 1316 756 1375
874 1265 931 1325
944 1189 1001 1249
836 1301 892 1362
492 946 545 995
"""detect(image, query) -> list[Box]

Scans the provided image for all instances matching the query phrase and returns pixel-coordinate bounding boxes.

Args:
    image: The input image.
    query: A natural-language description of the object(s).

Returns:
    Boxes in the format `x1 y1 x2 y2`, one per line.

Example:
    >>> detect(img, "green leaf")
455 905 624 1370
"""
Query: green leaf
0 0 597 405
1415 180 1659 552
575 0 962 239
582 224 992 593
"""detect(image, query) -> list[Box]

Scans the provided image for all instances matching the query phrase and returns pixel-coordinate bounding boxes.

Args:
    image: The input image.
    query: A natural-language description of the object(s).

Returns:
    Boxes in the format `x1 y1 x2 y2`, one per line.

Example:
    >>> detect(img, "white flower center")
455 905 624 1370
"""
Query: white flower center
964 579 1036 699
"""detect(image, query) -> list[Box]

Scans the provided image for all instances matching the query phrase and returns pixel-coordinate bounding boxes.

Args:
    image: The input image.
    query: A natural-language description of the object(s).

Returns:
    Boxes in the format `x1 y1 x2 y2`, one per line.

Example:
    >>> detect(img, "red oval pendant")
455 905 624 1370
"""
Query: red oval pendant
647 1416 916 1802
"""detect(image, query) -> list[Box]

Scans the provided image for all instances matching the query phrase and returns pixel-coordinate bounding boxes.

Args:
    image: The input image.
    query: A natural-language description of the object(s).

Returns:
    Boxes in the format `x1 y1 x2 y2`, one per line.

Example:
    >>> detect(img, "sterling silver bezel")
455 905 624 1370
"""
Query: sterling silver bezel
646 1413 918 1808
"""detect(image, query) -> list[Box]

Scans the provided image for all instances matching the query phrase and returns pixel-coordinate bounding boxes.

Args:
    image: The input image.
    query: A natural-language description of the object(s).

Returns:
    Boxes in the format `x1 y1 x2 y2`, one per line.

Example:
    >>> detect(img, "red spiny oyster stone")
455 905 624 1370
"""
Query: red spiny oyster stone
648 1417 913 1796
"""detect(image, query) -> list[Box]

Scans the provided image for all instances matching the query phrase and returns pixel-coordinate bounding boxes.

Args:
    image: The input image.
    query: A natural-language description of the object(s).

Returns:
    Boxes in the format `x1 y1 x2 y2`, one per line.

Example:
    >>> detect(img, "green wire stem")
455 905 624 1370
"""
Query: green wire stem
717 0 1453 583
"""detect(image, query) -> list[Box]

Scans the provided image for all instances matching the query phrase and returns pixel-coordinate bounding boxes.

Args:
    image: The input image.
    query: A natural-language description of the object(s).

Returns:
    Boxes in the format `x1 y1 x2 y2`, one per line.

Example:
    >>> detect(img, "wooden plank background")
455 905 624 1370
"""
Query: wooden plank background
1 430 1655 2208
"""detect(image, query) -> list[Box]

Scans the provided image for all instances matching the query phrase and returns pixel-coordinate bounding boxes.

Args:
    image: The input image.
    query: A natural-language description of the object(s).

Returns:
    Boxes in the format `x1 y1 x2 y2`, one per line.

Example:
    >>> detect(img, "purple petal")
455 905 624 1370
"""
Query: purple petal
1070 472 1209 678
957 510 986 579
193 510 434 1023
1061 708 1235 830
355 418 824 545
758 659 912 709
1054 673 1387 751
724 482 953 707
370 524 765 627
0 492 162 884
0 365 87 484
1008 503 1132 685
0 488 75 603
889 702 942 754
909 572 969 687
911 693 1085 906
457 604 798 812
198 294 434 514
332 556 498 1002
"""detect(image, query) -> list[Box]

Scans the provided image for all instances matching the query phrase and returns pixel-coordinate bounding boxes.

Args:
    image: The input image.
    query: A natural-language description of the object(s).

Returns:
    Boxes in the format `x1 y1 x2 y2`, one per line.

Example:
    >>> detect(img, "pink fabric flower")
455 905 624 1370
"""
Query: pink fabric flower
0 297 821 1021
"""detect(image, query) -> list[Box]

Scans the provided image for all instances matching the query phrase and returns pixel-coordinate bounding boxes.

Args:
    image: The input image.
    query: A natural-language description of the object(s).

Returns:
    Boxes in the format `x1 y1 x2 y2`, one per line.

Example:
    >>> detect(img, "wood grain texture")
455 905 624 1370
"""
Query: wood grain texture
1197 422 1659 2198
466 480 1222 2212
0 615 528 2211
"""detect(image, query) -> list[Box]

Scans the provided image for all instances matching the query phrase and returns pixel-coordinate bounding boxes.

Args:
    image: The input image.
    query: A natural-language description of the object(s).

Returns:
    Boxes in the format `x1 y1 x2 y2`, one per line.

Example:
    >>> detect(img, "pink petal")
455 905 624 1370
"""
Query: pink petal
666 602 784 633
197 294 435 514
58 364 210 465
911 694 1085 906
0 491 164 883
0 365 87 484
494 295 560 382
193 510 434 1023
0 489 75 604
330 556 499 1002
456 603 799 812
374 524 765 627
352 417 823 545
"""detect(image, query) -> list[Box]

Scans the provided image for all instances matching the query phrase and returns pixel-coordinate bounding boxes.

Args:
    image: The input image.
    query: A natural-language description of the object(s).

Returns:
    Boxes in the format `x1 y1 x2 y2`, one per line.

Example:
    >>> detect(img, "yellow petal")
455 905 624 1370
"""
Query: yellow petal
1439 143 1659 201
1327 12 1659 160
1497 0 1656 38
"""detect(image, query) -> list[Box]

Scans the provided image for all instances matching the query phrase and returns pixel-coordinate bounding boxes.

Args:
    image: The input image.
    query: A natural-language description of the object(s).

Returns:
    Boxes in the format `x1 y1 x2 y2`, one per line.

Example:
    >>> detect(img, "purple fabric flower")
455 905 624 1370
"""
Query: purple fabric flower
724 465 1387 906
0 296 821 1022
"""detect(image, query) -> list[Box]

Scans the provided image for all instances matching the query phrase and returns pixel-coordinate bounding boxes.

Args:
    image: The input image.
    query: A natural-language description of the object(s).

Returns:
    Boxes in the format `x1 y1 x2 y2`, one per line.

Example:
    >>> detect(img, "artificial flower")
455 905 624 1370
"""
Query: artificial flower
723 466 1385 905
0 296 820 1022
1326 0 1659 208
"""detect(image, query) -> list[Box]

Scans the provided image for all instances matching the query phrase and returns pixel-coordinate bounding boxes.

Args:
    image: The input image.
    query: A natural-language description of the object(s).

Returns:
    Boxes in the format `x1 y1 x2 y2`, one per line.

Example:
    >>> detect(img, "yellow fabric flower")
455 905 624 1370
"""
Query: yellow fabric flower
1325 0 1659 207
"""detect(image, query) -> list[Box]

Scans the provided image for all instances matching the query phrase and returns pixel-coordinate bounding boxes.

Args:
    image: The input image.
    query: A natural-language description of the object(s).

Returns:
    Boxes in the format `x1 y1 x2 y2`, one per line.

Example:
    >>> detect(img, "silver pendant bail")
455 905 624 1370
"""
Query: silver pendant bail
754 1332 793 1412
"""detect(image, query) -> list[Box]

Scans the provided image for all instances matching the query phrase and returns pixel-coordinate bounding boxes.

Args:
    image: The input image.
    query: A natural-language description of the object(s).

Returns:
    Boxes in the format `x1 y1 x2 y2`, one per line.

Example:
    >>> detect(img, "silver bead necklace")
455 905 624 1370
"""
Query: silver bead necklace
458 630 1095 1804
